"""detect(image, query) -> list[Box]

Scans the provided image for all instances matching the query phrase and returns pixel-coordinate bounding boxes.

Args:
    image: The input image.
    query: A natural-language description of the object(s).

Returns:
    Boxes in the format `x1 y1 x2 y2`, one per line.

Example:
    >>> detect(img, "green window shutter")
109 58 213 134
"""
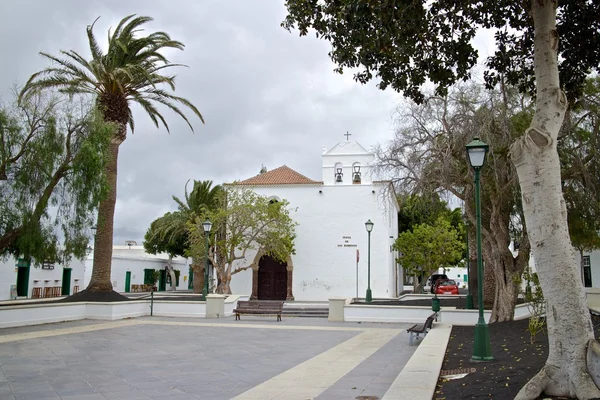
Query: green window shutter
174 269 180 286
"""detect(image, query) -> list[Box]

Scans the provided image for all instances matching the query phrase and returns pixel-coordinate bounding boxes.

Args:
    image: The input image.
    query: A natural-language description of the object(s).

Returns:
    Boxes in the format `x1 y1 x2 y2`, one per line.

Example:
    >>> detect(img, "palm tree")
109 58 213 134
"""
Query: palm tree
20 15 204 294
145 180 222 293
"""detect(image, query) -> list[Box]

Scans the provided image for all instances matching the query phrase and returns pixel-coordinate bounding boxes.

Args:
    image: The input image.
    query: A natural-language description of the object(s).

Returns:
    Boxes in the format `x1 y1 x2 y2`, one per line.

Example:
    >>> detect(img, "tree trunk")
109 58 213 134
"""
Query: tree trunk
216 272 232 294
86 140 120 292
191 263 204 294
483 256 496 308
513 1 600 398
485 232 531 323
166 256 176 291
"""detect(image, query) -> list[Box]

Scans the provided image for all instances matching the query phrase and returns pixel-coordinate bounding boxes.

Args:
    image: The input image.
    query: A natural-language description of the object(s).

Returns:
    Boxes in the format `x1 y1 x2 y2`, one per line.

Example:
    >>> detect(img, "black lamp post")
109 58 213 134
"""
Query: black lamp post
466 137 493 361
201 219 212 301
365 219 374 302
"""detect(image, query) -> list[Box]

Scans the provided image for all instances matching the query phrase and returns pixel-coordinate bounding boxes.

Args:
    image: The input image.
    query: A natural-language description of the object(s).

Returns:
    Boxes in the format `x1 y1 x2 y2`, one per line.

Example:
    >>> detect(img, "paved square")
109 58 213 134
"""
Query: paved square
0 317 416 400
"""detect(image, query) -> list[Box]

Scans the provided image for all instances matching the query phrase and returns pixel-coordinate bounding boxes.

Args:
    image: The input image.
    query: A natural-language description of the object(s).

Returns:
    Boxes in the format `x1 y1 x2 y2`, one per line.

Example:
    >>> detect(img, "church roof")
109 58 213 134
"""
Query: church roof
236 165 322 186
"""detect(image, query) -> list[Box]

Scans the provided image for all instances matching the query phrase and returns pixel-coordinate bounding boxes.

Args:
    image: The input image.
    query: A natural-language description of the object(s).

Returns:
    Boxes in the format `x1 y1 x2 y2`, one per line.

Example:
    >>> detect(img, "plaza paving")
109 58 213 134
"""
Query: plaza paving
0 317 417 400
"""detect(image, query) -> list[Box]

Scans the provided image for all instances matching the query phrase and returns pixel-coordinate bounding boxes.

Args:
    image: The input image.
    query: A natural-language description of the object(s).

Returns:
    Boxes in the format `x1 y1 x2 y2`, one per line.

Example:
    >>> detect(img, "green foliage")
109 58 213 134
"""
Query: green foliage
143 180 223 259
0 90 112 264
394 217 464 283
520 267 546 344
397 192 450 233
398 193 465 266
187 187 298 292
143 213 188 258
560 77 600 252
20 15 204 131
283 1 600 103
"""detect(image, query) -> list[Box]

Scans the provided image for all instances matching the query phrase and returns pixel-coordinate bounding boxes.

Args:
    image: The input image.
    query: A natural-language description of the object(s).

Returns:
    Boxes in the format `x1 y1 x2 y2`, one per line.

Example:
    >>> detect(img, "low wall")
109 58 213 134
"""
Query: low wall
86 301 148 320
0 303 86 329
152 301 205 318
344 304 435 323
342 300 533 325
439 308 491 325
0 293 249 328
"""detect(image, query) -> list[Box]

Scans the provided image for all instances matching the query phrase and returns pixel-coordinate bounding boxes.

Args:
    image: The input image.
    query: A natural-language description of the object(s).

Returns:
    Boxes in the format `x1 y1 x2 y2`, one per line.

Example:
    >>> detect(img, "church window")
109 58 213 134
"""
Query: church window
334 163 343 183
352 163 361 184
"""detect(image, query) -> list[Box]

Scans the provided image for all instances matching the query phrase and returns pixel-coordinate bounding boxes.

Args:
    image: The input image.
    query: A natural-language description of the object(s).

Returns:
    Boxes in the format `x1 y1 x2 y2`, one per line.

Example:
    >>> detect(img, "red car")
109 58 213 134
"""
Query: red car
434 279 459 295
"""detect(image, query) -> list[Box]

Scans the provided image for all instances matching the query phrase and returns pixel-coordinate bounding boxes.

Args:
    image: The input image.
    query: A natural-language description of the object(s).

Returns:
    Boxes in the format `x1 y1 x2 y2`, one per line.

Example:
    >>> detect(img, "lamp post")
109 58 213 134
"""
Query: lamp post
201 219 212 301
365 219 374 303
463 214 474 310
466 137 493 361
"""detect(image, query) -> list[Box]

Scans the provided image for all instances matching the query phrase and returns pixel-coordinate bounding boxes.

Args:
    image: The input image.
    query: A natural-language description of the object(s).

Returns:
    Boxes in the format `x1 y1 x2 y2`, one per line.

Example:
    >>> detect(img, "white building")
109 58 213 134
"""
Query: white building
82 246 193 293
0 256 85 300
227 139 401 301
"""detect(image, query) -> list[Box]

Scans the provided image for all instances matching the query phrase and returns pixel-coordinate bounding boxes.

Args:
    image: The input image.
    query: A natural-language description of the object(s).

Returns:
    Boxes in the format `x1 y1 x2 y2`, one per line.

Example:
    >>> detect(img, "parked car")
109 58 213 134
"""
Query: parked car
434 279 459 295
429 274 448 293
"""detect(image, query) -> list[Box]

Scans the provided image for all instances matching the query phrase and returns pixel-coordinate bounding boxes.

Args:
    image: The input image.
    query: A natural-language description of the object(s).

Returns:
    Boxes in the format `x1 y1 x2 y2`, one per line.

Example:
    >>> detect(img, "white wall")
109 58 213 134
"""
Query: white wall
84 246 192 292
229 182 399 300
0 256 86 300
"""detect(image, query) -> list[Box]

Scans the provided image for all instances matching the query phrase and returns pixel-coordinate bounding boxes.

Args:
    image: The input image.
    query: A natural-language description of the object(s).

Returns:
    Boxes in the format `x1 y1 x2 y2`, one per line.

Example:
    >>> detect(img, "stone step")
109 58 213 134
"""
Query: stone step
281 308 329 318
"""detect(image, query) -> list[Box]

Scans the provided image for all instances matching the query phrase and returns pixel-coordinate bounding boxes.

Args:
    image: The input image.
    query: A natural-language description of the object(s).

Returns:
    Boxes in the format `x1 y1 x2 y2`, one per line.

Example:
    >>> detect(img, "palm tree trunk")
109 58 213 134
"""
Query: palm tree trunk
87 140 120 292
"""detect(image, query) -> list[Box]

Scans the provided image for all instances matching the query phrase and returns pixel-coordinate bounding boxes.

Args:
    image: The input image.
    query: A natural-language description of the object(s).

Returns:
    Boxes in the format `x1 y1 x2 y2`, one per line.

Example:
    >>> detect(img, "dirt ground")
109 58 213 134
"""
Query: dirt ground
435 314 600 400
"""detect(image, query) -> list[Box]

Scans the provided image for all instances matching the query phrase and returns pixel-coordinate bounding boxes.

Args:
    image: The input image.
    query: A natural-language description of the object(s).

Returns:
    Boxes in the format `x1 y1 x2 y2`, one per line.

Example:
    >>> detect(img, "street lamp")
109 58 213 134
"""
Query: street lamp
201 219 212 301
365 219 374 303
466 137 493 361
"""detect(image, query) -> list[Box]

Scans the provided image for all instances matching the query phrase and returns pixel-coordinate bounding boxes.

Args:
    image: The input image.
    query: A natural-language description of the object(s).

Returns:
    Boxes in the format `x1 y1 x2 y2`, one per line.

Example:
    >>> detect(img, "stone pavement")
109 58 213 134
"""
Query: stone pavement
0 317 417 400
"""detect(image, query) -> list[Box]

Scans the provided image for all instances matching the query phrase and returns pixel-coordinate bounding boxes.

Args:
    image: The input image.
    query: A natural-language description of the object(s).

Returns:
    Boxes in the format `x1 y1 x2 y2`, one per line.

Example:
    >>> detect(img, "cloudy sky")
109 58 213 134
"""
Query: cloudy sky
0 0 493 245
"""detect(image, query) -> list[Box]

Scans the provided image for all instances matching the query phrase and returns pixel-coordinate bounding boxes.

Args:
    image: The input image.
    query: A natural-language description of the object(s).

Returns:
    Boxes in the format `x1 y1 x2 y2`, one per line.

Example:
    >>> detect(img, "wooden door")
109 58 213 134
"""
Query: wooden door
258 256 287 300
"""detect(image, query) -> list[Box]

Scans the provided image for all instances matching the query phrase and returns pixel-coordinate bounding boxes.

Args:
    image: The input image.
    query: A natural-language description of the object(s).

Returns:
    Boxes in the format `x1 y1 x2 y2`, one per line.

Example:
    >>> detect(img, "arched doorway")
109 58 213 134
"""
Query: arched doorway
257 255 288 300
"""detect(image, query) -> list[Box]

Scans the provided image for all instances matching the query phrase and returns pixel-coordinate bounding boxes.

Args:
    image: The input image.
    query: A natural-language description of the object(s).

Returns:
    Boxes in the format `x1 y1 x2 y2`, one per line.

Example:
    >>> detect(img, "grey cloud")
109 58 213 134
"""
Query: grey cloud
1 0 398 246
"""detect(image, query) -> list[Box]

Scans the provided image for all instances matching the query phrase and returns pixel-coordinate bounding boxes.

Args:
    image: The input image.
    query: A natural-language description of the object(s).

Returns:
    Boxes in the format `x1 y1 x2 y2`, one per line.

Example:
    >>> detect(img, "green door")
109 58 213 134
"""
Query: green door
158 270 167 291
16 258 30 297
125 271 131 293
188 267 194 290
61 268 72 296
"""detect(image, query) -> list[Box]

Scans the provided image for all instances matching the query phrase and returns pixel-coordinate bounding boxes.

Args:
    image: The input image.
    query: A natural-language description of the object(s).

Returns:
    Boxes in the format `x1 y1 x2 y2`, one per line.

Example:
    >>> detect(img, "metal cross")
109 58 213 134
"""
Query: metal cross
344 131 351 141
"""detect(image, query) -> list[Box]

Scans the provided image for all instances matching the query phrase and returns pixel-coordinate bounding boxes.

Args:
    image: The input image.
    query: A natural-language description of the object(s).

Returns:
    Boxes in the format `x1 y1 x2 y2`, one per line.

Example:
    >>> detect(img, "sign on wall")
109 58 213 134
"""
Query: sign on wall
337 235 357 248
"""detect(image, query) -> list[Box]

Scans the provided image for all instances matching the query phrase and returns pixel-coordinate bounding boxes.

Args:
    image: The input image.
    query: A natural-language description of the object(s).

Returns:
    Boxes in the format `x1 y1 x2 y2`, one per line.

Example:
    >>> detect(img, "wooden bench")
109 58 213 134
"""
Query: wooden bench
407 312 437 345
233 300 284 322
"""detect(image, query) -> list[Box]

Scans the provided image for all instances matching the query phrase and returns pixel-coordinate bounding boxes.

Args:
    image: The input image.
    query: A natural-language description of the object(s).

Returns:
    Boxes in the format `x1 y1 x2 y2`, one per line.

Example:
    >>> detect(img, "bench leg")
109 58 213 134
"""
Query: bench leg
277 314 281 322
235 313 240 321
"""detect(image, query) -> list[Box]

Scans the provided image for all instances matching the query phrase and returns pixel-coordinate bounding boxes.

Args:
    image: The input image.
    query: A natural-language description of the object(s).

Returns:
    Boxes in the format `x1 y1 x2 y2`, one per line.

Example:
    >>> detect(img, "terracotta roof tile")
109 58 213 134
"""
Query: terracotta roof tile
235 165 322 186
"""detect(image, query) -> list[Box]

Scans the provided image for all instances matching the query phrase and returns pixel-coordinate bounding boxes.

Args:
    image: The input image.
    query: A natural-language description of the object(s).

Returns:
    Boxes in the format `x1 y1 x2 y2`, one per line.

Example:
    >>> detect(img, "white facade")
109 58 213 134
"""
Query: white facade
0 256 85 300
229 140 401 301
83 246 192 292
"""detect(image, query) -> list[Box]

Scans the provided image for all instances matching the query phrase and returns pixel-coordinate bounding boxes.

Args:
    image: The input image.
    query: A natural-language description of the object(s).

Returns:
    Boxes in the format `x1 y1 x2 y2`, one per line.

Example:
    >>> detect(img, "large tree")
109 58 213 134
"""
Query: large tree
283 1 600 397
143 214 187 291
20 15 204 295
378 83 532 322
0 89 111 264
395 217 464 293
187 187 297 295
143 180 222 293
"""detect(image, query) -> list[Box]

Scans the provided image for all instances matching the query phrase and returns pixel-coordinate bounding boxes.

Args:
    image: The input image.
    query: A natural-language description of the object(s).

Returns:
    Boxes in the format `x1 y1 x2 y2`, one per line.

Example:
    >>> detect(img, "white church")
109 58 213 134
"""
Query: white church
227 138 401 301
